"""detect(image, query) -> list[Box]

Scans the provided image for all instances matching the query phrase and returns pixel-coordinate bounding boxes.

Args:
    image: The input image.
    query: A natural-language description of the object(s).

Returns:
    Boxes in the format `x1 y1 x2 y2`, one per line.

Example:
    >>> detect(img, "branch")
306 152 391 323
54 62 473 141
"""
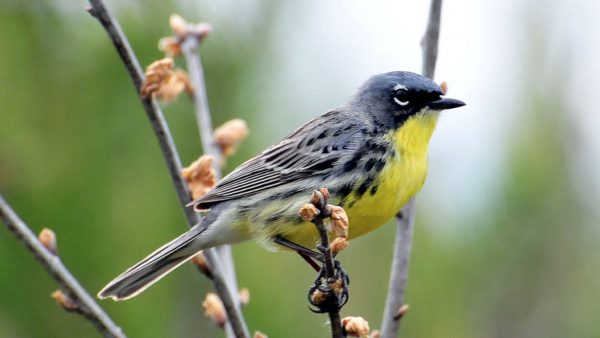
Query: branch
86 2 249 337
314 217 344 338
379 198 417 338
380 0 443 337
314 214 344 338
0 195 126 338
180 34 241 333
180 36 221 165
303 190 346 338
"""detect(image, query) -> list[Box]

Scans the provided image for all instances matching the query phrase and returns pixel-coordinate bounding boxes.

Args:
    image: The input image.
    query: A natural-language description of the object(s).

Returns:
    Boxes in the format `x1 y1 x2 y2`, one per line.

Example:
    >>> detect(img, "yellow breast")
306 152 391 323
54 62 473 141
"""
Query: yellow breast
345 112 440 239
250 111 441 250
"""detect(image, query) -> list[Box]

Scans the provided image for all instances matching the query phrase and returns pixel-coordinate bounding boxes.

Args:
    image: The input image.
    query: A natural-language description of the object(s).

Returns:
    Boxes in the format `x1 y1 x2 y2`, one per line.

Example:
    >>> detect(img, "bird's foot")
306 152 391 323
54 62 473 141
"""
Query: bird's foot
307 260 350 313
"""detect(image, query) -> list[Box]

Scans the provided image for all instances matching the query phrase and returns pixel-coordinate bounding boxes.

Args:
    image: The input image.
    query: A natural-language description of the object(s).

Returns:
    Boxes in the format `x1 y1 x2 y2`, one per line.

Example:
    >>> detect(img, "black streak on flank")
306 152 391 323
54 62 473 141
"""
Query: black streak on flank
370 185 378 196
364 158 376 172
343 154 362 172
356 176 375 198
365 140 389 154
337 182 354 198
374 158 387 171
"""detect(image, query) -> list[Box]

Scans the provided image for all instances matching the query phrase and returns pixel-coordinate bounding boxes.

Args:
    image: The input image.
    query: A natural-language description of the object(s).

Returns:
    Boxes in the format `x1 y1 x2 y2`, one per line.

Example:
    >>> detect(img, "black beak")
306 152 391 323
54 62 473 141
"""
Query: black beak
426 97 465 110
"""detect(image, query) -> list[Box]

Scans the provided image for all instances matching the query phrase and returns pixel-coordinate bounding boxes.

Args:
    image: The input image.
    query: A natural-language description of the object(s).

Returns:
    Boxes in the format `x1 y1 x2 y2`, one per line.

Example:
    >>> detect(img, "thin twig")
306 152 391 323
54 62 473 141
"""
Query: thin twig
380 0 443 337
421 0 443 79
180 38 221 165
380 199 417 338
315 217 344 338
181 35 242 338
309 191 344 338
86 2 249 337
0 195 126 338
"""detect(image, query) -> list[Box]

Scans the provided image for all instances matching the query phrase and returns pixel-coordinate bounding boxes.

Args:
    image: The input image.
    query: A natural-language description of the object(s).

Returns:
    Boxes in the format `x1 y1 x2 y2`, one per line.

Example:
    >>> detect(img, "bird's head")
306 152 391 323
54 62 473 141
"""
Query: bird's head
349 71 465 129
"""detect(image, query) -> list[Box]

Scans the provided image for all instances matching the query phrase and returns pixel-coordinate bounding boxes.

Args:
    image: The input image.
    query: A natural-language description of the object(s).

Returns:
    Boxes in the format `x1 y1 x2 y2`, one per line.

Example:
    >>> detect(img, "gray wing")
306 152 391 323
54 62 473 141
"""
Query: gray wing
191 110 365 209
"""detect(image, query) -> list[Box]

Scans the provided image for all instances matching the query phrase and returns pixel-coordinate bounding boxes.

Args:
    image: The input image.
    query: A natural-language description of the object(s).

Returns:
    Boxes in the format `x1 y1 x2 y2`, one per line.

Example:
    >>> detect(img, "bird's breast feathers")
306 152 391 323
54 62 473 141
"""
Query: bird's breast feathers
341 111 440 238
225 111 440 249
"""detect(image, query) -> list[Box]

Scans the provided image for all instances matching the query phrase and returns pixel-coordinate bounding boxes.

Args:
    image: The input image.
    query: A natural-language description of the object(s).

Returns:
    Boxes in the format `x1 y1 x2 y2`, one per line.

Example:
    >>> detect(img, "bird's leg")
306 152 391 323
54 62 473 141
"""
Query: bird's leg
273 236 348 280
274 236 321 272
274 236 321 260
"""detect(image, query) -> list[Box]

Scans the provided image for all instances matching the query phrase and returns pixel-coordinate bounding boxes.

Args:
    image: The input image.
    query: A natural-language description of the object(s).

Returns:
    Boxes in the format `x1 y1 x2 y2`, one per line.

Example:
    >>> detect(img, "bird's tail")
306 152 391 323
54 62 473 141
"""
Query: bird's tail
98 223 207 301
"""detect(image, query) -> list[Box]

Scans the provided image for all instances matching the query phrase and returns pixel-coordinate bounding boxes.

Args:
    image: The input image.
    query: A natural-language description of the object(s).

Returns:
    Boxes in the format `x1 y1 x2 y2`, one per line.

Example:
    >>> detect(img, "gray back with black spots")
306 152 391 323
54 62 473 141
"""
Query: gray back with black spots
191 109 371 209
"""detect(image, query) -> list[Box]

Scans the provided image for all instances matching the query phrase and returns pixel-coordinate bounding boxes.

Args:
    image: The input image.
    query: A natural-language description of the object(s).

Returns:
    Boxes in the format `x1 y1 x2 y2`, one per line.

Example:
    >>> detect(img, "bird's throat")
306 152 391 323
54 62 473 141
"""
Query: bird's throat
392 111 439 157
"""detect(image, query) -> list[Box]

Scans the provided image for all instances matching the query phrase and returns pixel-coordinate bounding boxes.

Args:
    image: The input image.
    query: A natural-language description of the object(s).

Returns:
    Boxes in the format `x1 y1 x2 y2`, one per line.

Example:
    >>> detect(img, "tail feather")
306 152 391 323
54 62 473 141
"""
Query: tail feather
98 223 207 301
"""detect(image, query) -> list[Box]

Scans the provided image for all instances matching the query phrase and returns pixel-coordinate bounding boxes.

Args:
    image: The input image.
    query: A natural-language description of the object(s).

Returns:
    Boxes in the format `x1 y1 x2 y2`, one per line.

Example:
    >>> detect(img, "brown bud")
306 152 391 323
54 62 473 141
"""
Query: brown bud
191 252 212 278
51 290 78 312
239 287 250 306
330 237 349 254
158 36 182 57
310 190 322 206
310 289 327 305
342 316 370 337
169 14 212 41
329 205 349 238
213 119 249 157
39 228 57 255
253 331 268 338
141 58 173 97
182 155 217 200
299 203 319 222
203 292 227 328
155 69 192 101
169 14 188 36
141 58 191 102
330 278 344 296
319 187 330 201
370 330 381 338
393 304 410 320
188 22 213 41
440 81 448 95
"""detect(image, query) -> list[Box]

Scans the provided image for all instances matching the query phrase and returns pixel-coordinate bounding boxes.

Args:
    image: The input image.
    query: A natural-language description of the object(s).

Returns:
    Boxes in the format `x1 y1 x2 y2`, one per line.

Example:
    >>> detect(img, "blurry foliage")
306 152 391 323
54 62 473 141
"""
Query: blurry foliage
1 1 599 338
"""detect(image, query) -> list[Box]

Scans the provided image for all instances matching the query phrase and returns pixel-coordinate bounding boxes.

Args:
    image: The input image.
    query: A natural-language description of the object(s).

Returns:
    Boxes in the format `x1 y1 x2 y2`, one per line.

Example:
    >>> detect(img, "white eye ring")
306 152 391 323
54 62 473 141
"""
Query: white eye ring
393 83 408 91
394 97 409 106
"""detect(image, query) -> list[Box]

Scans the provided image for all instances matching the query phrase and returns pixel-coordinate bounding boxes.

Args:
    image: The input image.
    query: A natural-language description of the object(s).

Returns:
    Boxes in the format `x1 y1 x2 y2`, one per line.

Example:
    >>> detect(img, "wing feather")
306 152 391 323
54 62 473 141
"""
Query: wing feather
190 110 365 209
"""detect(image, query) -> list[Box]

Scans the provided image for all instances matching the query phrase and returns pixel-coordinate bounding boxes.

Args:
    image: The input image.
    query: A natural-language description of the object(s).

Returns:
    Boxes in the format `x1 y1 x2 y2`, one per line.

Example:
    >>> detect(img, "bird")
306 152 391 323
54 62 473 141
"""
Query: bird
98 71 465 301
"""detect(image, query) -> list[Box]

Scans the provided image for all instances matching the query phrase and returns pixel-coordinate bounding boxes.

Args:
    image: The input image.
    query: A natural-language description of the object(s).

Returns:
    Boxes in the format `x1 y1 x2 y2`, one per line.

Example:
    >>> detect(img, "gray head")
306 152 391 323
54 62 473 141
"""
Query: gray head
348 71 465 128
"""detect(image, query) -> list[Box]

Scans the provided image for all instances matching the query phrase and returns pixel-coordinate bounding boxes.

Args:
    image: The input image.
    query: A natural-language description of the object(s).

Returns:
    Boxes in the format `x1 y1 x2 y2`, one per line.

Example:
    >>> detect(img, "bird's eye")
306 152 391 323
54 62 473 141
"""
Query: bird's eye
393 88 410 107
392 83 410 107
393 97 409 106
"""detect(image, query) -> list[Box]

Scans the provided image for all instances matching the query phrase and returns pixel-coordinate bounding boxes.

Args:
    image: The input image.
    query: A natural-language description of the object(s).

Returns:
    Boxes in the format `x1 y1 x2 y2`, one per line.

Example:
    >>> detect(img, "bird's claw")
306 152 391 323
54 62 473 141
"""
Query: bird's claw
307 260 350 313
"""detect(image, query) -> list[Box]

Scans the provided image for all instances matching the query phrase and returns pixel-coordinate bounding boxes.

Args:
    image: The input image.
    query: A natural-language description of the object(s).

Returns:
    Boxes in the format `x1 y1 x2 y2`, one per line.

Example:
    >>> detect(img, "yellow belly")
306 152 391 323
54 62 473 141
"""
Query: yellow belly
346 112 439 238
345 152 427 239
280 112 440 247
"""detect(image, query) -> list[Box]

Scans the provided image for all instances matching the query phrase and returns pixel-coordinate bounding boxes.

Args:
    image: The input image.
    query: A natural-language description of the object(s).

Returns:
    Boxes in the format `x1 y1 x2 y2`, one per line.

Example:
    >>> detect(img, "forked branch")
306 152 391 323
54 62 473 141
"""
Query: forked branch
86 2 249 337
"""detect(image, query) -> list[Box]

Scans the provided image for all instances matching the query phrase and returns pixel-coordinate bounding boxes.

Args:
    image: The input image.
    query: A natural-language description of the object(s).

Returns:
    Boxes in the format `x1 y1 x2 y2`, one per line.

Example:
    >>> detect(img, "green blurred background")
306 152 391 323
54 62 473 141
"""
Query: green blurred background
1 0 599 337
